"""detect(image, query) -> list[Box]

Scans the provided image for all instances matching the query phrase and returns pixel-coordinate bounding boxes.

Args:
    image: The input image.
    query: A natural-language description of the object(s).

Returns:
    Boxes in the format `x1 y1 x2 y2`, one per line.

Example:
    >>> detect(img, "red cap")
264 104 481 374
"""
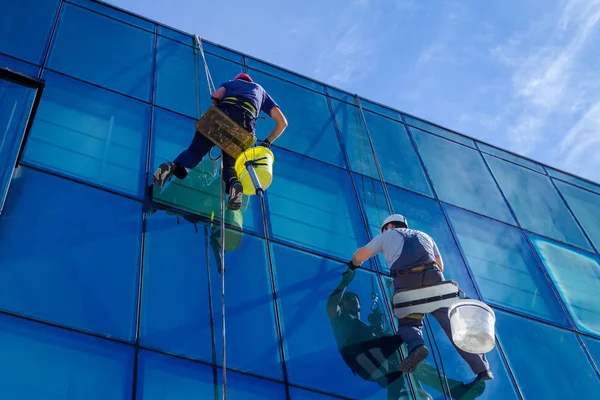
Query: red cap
234 73 253 82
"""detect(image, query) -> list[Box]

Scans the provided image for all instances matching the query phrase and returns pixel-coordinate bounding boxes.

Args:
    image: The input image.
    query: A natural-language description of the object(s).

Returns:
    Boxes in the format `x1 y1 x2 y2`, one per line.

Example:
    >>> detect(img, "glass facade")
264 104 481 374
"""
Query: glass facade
0 1 599 399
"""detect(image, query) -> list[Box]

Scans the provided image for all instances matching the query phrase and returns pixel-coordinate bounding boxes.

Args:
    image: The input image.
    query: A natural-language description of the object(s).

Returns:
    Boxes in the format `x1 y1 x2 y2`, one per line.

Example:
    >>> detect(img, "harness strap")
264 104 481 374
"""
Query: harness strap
394 261 437 277
220 96 258 118
392 291 460 310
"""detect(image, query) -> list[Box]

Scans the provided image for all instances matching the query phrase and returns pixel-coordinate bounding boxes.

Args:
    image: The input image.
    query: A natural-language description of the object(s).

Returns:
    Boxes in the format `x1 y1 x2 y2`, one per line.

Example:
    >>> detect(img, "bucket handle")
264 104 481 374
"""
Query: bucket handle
244 156 269 168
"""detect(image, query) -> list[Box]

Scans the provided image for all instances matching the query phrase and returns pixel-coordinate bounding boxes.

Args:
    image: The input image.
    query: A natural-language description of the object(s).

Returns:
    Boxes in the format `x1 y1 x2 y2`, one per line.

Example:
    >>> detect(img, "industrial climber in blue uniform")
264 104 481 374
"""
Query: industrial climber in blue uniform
152 73 288 210
346 214 494 382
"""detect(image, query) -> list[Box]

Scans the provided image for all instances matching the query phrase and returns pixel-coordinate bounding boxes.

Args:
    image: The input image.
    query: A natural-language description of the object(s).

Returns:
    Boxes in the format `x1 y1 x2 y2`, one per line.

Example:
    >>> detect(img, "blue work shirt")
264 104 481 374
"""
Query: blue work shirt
219 80 279 116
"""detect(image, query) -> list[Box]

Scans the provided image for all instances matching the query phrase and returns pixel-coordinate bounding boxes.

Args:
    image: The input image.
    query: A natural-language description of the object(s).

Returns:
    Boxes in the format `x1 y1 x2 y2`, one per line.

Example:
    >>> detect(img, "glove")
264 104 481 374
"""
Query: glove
258 139 271 149
347 260 360 271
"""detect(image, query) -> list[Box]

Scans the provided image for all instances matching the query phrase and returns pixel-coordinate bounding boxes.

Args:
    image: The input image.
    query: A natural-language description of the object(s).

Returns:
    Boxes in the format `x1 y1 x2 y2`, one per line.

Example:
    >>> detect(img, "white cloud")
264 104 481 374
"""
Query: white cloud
312 0 413 86
312 3 376 85
489 0 600 180
558 100 600 175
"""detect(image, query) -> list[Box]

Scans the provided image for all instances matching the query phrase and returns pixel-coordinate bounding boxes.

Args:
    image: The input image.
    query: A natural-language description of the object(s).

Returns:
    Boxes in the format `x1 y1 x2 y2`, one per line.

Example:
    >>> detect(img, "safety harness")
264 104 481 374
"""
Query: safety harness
219 96 258 119
392 280 461 319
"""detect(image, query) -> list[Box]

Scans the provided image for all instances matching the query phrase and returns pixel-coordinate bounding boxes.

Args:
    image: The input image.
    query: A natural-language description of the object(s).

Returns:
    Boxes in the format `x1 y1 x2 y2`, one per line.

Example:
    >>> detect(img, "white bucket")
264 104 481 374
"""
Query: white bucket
448 300 496 354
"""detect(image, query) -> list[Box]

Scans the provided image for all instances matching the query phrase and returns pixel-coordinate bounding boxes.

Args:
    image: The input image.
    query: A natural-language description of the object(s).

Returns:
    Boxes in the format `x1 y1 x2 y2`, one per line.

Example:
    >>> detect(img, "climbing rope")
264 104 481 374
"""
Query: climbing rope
194 35 216 94
193 34 227 400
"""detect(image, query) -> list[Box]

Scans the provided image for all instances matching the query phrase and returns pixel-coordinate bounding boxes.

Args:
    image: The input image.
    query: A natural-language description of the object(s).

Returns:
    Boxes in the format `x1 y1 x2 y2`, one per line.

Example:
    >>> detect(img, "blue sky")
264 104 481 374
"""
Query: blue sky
107 0 600 183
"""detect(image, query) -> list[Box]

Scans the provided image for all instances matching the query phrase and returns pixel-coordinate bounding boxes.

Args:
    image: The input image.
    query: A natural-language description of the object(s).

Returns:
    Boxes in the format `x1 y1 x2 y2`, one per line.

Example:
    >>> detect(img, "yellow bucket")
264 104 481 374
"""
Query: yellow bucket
234 146 275 195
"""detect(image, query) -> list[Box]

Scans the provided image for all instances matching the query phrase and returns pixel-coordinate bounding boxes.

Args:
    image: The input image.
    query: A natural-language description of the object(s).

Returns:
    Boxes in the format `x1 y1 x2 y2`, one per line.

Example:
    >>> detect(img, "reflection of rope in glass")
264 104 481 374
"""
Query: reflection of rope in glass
368 274 392 336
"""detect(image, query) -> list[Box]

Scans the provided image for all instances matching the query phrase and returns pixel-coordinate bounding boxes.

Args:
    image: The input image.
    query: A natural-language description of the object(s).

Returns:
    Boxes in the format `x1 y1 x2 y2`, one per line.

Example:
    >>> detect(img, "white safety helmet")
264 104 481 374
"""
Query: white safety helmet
380 214 408 232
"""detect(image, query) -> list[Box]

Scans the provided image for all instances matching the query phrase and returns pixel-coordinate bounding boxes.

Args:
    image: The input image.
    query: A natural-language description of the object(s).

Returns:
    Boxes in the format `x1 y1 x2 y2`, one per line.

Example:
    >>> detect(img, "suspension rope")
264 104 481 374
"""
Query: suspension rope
193 34 227 400
194 35 216 94
218 158 227 400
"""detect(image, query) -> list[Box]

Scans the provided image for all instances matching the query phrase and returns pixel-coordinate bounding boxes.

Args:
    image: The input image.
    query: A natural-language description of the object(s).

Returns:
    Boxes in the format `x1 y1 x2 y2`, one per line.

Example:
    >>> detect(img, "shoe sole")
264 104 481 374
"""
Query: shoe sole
399 346 429 374
227 183 243 210
152 164 173 188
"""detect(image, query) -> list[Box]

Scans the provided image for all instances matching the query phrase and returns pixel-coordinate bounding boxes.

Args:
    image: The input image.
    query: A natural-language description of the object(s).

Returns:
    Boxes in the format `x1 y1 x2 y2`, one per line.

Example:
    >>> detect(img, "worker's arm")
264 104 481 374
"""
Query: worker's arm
348 234 382 269
264 107 288 144
351 247 375 267
326 269 355 319
432 240 444 271
210 87 226 105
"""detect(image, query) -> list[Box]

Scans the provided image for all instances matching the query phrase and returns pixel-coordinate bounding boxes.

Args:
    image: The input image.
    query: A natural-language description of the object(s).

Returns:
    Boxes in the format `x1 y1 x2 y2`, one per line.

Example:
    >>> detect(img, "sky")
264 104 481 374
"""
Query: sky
107 0 600 183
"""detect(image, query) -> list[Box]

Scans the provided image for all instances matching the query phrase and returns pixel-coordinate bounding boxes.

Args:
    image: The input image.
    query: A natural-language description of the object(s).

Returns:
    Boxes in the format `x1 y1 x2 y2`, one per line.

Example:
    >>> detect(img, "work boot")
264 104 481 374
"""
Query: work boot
476 370 494 381
152 162 175 188
227 180 243 211
399 345 429 374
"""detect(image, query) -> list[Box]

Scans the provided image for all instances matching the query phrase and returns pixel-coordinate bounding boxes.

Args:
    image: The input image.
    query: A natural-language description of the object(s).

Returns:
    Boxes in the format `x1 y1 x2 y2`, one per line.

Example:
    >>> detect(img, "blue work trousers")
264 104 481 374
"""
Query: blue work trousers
394 268 490 374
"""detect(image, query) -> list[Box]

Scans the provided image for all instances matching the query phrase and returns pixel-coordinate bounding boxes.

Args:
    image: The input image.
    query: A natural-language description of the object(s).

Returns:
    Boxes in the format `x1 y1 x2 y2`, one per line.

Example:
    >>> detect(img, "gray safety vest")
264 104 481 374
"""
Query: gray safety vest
390 229 436 274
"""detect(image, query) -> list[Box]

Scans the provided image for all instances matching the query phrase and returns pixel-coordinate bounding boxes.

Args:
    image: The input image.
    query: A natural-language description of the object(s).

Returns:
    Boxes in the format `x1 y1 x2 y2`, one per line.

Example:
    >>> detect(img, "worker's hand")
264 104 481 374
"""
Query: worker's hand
341 268 355 284
258 139 271 149
347 260 360 271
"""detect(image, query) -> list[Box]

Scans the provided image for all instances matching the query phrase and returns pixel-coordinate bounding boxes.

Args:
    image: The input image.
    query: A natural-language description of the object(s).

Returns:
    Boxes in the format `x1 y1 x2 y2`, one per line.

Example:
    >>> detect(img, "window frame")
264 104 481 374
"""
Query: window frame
0 67 45 214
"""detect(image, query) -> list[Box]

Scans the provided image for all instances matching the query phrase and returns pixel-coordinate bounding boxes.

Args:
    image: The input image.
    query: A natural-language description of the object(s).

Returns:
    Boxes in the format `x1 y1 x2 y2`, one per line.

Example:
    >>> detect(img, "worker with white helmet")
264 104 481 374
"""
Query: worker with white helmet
347 214 493 382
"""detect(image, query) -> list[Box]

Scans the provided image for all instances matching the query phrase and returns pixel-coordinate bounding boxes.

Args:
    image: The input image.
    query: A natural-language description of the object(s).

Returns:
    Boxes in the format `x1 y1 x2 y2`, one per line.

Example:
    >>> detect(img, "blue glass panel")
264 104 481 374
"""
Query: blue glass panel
23 71 149 198
555 180 600 251
202 41 244 63
412 129 515 225
495 309 600 399
351 173 389 270
272 243 404 399
136 351 214 399
581 336 600 371
266 149 367 259
249 68 345 167
158 26 193 46
0 0 60 65
477 143 544 173
0 77 36 213
0 314 134 400
548 167 600 195
137 350 286 399
47 3 154 101
404 115 475 148
149 108 263 235
352 173 389 240
68 0 155 31
155 36 243 118
419 316 519 400
445 206 569 326
331 99 379 179
0 55 40 77
360 98 401 121
327 86 354 103
485 155 592 250
363 110 433 196
142 214 281 379
0 167 141 341
529 235 600 336
245 57 324 92
290 387 343 399
387 185 478 298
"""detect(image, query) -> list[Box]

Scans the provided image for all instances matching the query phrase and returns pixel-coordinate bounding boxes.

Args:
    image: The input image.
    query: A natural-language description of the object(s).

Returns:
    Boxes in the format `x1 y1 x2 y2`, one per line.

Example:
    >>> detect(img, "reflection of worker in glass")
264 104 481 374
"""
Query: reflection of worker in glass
347 214 493 382
147 157 245 274
327 268 485 400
